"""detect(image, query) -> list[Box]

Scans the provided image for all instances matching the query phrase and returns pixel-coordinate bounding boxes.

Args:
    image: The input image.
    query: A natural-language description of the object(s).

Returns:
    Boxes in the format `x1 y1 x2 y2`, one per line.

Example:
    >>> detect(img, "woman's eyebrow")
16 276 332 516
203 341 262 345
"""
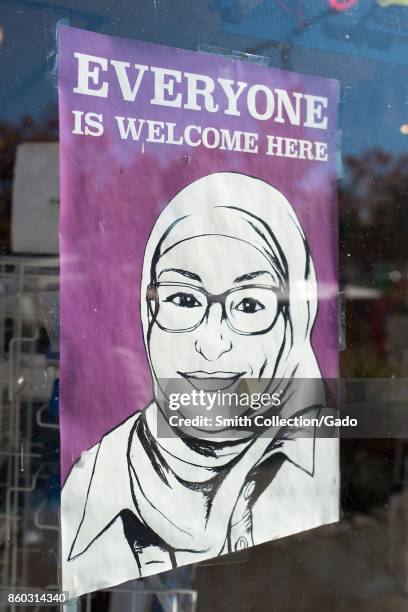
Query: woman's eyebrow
233 271 275 283
158 268 202 282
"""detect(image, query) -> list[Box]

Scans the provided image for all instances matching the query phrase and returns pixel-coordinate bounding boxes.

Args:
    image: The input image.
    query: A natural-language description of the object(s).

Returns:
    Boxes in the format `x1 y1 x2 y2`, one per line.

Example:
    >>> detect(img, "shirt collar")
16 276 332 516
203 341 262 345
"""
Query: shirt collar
267 404 326 476
69 404 323 558
68 413 138 560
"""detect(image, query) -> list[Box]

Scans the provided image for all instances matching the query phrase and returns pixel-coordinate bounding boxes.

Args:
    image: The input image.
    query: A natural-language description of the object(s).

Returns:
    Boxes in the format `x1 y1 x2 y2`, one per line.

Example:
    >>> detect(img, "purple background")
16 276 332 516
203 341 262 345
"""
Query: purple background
59 26 339 482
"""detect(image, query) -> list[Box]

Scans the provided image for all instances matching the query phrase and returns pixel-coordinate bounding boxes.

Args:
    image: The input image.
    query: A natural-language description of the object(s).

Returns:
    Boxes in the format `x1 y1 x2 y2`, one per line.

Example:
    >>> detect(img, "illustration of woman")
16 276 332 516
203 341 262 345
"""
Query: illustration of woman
61 172 339 598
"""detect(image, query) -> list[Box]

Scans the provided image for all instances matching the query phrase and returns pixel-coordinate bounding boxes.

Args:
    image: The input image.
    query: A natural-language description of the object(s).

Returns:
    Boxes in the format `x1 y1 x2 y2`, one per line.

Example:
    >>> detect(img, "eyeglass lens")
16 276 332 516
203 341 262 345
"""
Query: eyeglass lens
149 284 279 334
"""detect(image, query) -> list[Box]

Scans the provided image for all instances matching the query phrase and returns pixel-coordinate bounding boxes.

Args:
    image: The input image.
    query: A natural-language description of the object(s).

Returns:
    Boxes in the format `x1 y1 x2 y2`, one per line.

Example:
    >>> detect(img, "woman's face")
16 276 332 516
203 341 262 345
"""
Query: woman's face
147 235 287 392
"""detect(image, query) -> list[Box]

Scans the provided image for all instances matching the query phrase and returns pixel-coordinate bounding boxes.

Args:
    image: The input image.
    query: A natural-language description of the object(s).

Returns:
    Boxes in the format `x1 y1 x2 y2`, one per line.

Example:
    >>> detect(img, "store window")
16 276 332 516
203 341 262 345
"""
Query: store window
0 2 407 611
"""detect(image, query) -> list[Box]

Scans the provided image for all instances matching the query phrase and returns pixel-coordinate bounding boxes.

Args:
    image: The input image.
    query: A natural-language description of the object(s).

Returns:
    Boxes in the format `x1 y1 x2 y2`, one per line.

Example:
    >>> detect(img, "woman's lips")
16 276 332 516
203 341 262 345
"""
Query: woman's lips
177 370 245 392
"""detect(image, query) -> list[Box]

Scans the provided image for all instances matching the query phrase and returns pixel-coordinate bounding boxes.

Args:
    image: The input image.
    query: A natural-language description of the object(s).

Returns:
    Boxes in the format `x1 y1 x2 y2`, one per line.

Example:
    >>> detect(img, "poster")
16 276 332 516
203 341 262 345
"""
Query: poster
59 25 339 598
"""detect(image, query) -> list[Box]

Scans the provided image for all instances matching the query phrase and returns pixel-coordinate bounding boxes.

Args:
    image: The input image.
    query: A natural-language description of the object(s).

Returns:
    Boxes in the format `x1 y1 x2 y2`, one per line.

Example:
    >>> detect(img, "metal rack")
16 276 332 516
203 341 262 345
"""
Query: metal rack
0 256 60 599
0 255 197 612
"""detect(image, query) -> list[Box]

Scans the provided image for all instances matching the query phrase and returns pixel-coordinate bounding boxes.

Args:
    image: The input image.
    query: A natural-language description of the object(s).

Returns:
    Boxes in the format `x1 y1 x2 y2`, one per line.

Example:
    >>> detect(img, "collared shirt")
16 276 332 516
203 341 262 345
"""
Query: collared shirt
61 408 339 599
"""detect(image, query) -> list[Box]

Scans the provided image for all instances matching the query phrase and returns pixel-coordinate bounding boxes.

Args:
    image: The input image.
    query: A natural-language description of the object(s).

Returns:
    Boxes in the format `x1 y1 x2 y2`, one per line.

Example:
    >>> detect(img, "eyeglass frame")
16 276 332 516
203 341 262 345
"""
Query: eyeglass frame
146 281 287 336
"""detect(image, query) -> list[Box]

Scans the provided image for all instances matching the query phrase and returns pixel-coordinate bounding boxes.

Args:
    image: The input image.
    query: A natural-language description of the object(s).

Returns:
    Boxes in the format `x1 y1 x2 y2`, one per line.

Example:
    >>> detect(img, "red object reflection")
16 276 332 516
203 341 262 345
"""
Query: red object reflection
329 0 358 10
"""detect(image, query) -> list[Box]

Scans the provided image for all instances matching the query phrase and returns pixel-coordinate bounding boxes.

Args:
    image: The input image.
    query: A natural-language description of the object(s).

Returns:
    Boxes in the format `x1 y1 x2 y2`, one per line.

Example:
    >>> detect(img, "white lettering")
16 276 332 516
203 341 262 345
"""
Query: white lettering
184 73 219 112
243 132 258 153
166 123 184 145
146 120 165 143
150 67 182 107
266 135 284 156
84 112 103 137
110 61 148 102
247 84 275 120
115 116 145 140
184 125 202 147
202 127 220 149
315 141 328 161
298 138 314 160
217 78 247 116
73 53 108 97
275 89 303 125
72 110 84 134
304 94 328 129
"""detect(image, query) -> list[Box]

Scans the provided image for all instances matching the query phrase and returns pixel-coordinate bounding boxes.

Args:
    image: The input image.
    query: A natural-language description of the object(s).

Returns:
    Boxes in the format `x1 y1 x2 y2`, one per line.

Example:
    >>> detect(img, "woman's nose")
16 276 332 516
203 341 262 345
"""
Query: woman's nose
194 303 232 361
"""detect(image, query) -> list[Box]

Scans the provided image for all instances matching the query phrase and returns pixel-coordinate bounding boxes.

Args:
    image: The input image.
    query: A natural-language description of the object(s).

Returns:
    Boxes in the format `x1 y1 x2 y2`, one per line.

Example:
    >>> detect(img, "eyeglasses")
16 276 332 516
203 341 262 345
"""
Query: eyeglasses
146 282 284 335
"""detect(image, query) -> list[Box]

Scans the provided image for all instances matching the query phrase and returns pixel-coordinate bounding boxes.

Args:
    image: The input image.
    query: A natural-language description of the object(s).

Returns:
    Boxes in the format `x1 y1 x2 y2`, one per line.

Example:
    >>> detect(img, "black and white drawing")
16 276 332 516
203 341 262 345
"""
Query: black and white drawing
61 172 339 598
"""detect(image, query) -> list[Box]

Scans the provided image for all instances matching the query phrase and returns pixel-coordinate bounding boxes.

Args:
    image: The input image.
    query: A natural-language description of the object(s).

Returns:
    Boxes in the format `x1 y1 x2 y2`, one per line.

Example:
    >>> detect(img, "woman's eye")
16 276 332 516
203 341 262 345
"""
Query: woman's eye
164 293 202 308
235 298 265 314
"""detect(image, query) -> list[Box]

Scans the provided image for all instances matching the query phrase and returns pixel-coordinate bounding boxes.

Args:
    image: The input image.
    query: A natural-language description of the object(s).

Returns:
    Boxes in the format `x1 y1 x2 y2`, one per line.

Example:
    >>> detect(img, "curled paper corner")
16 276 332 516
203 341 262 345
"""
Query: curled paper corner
77 449 94 468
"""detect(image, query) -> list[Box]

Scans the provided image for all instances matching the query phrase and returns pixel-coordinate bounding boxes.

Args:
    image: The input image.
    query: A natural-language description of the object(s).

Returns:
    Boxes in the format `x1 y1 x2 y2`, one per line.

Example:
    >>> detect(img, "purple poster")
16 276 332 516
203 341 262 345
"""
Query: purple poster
59 26 339 598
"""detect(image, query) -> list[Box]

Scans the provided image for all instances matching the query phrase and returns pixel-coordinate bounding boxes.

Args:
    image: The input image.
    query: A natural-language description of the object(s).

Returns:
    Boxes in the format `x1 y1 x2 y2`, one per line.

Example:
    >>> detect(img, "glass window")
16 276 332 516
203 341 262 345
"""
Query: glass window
1 2 407 611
